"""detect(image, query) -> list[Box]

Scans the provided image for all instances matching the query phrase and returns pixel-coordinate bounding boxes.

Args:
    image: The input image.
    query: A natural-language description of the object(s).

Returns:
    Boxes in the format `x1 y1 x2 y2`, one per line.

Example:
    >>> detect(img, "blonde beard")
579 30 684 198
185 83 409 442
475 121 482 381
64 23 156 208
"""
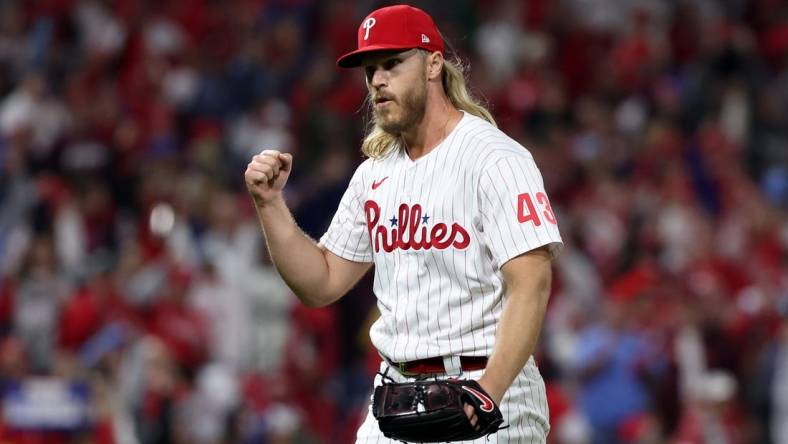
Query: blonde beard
361 57 495 159
373 79 427 136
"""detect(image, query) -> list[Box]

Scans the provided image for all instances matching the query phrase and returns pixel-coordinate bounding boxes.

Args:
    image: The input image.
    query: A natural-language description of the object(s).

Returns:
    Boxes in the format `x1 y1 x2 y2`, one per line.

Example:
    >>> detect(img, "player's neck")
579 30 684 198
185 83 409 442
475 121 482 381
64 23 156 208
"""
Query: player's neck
401 96 461 161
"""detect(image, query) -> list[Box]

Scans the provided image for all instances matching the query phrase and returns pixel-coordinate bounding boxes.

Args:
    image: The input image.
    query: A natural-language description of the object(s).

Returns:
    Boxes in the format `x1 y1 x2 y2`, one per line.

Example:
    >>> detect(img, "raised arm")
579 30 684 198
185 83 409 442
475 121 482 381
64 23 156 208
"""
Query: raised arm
245 149 372 307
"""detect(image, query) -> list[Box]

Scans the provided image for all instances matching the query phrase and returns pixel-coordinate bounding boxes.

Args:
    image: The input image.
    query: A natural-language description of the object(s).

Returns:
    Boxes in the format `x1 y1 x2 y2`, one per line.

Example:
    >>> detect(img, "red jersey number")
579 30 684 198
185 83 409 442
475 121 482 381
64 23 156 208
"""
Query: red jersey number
517 192 557 226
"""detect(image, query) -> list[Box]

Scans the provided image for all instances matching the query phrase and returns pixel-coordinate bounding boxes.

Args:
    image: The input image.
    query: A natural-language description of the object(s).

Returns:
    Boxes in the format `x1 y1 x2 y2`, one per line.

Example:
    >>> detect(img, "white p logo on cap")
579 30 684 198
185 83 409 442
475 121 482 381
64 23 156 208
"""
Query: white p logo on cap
362 17 376 40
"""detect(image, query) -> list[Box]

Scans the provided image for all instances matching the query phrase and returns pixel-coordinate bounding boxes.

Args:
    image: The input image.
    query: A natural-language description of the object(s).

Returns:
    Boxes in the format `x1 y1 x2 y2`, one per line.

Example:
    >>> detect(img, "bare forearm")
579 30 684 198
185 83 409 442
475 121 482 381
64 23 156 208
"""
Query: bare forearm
255 198 334 306
245 150 366 306
481 254 552 403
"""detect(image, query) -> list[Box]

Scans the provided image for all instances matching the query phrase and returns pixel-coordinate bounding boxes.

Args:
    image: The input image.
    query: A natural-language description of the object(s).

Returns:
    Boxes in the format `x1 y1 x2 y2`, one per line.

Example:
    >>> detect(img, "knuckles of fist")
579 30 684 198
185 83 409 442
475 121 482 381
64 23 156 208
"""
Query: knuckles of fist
245 150 291 186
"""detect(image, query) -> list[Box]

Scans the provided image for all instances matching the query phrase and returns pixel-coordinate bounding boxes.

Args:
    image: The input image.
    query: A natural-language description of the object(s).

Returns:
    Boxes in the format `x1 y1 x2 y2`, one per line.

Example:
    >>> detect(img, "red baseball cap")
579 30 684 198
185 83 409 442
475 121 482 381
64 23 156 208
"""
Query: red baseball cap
336 4 444 68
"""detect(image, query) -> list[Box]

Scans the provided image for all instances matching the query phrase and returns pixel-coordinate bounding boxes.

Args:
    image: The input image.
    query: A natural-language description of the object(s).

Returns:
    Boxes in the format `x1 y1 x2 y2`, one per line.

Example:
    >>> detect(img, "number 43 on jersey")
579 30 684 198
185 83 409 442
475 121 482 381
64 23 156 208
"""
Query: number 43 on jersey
517 192 557 226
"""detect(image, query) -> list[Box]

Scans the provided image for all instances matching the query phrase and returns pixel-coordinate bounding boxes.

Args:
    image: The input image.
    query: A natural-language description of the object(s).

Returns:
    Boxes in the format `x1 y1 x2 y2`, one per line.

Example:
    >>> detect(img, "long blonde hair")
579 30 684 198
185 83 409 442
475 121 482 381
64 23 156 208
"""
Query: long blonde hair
361 53 496 159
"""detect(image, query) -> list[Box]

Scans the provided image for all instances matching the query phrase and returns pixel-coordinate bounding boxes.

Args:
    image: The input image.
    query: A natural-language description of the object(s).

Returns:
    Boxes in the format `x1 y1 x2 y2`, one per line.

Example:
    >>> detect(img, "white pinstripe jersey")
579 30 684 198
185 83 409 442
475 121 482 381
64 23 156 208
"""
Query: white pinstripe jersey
319 112 563 362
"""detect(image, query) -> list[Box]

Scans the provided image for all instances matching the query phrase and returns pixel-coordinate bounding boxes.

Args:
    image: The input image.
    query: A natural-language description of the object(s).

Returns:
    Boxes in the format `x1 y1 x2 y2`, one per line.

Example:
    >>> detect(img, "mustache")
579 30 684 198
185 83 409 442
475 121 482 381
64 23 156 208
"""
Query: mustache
372 92 396 103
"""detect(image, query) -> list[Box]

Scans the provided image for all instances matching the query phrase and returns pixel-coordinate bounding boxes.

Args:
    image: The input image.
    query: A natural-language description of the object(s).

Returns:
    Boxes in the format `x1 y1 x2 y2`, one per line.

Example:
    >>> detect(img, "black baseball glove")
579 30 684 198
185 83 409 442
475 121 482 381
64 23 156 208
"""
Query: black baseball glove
372 379 505 442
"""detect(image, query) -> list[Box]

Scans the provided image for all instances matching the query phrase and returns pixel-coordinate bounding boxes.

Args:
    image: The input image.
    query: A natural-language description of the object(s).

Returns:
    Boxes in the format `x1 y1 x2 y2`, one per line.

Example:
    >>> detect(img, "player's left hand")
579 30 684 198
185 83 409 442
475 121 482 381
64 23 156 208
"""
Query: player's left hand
464 378 504 430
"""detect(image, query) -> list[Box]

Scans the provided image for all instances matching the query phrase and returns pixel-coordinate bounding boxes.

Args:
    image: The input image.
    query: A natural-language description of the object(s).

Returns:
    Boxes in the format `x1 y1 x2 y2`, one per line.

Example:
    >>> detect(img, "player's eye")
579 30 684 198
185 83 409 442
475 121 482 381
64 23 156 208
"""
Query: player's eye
383 59 401 70
365 66 375 81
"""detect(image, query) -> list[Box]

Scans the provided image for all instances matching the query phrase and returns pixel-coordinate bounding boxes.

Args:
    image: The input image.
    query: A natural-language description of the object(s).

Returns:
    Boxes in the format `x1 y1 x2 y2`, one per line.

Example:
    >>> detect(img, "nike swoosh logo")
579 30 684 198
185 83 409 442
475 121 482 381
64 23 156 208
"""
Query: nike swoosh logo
371 176 389 190
462 386 495 412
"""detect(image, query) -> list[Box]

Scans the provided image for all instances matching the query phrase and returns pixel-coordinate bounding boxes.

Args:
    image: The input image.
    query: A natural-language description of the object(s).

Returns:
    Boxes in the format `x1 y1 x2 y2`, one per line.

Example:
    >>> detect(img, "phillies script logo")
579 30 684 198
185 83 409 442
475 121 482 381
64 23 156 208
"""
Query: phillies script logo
364 200 470 253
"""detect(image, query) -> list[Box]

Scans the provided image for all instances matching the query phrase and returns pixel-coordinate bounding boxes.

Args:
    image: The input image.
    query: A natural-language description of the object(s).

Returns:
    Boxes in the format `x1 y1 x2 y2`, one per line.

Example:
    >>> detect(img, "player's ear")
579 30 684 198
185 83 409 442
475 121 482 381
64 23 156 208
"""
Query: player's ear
426 51 443 81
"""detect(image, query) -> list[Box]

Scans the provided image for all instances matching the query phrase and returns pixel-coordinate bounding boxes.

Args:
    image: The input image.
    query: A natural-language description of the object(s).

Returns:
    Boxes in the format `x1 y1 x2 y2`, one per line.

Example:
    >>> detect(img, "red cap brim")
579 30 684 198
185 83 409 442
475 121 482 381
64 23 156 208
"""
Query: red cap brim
336 44 419 68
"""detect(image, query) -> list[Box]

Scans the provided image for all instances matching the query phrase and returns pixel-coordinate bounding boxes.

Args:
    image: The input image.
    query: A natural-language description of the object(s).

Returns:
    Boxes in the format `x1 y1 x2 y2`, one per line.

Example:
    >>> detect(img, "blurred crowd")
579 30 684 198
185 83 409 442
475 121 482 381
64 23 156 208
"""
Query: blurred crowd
0 0 786 443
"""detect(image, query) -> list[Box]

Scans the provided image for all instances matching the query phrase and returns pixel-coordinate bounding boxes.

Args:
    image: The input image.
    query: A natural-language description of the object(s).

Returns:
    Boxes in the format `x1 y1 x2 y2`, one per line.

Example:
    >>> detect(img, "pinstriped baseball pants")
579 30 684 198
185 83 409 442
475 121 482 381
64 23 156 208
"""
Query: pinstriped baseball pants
355 357 550 444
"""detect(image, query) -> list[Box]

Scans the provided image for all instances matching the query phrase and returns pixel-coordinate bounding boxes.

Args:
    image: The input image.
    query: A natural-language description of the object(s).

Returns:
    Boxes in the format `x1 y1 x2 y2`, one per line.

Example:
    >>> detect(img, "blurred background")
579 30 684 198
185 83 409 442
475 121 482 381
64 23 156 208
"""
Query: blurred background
0 0 786 443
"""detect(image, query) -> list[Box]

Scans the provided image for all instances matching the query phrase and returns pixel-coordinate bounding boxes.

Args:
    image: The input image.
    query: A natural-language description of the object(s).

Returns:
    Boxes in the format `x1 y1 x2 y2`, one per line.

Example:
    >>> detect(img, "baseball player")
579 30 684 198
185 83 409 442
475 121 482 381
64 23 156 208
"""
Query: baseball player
244 4 563 443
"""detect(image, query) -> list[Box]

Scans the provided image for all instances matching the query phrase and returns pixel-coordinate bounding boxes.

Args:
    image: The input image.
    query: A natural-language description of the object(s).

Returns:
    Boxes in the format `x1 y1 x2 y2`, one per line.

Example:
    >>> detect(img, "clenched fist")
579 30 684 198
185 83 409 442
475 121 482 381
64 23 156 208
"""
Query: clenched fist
245 149 293 206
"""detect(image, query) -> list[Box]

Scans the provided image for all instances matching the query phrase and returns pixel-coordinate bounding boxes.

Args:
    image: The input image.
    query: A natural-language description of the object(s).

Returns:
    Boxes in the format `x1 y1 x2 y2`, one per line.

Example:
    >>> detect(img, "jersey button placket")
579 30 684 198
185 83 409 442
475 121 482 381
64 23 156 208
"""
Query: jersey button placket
401 170 417 256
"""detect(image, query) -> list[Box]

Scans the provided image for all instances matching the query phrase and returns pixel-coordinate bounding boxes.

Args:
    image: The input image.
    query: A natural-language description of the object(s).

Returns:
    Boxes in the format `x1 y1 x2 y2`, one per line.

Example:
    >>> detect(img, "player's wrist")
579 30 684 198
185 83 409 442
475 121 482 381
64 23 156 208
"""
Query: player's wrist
476 376 505 405
252 192 285 210
253 196 290 223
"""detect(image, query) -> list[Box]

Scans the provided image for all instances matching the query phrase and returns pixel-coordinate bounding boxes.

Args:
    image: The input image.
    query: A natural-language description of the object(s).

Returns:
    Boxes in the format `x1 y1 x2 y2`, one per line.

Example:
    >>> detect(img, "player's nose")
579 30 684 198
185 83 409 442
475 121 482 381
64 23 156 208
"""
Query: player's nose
370 68 388 89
